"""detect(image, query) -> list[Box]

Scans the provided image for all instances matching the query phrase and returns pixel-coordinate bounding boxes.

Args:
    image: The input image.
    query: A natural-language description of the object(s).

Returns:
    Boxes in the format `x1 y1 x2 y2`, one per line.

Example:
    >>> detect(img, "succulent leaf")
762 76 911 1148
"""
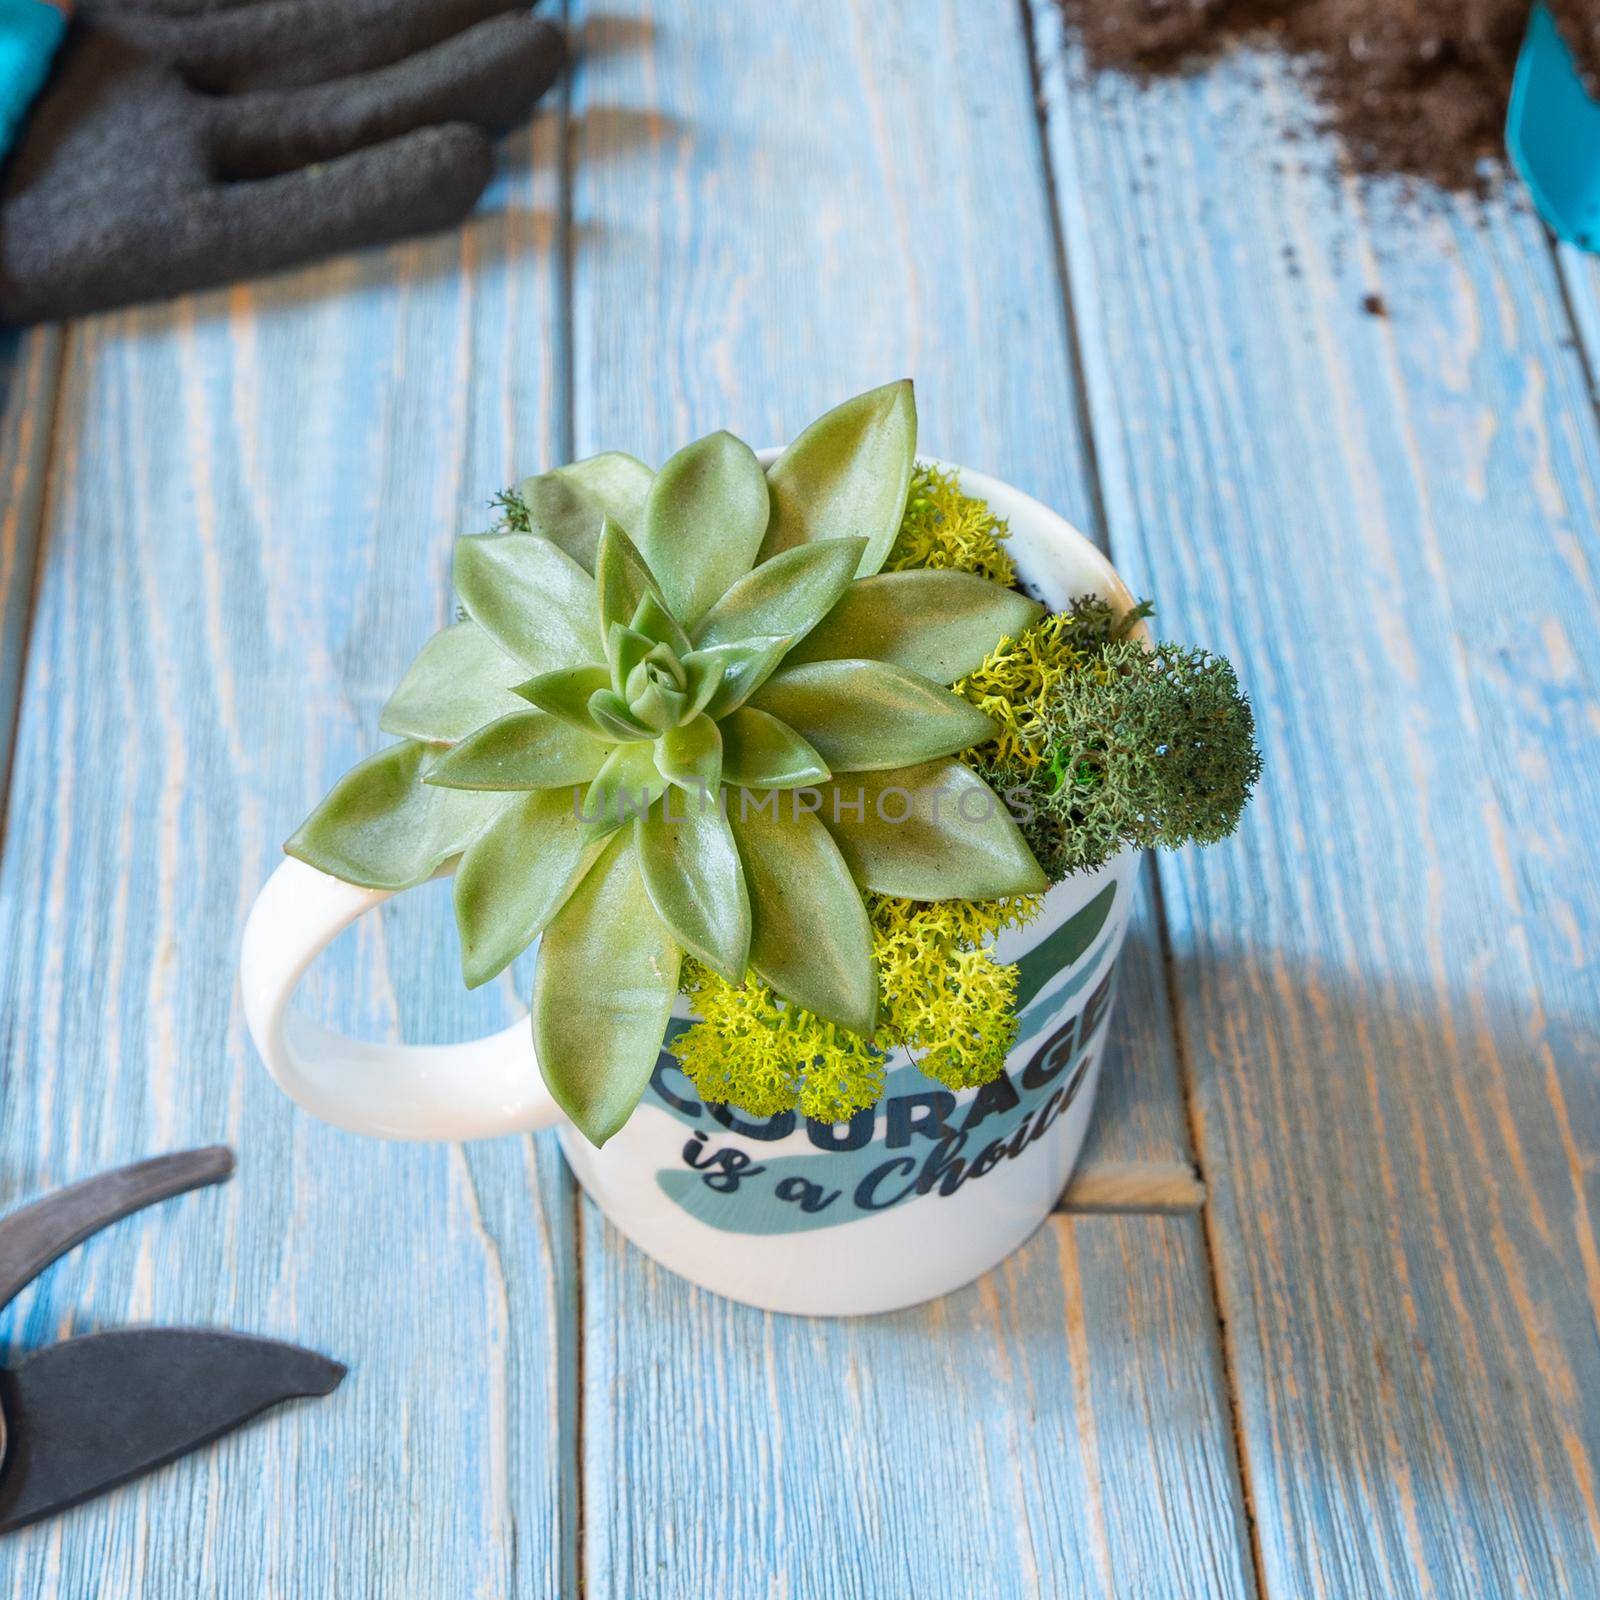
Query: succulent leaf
455 533 602 673
533 830 682 1146
654 712 723 793
783 570 1044 684
760 381 916 577
504 455 653 572
630 590 692 657
596 518 666 638
752 659 997 772
454 790 602 987
687 635 793 719
819 759 1048 899
641 430 771 627
682 652 728 717
628 674 689 733
553 453 652 538
635 795 751 981
378 621 526 746
285 741 497 890
729 800 877 1036
587 689 654 742
719 707 830 789
515 664 613 735
578 742 669 844
607 621 657 691
630 641 687 692
504 472 608 571
693 538 865 650
424 710 610 791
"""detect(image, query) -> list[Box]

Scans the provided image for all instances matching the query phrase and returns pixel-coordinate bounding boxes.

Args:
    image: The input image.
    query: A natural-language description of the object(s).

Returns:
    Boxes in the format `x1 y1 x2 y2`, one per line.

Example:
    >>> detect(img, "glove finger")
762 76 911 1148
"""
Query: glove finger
84 0 272 13
0 123 492 323
101 0 537 91
211 13 564 179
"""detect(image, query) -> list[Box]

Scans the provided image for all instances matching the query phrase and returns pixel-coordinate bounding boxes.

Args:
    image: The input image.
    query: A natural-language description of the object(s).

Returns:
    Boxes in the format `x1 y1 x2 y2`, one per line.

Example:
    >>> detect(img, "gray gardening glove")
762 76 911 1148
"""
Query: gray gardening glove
0 0 565 323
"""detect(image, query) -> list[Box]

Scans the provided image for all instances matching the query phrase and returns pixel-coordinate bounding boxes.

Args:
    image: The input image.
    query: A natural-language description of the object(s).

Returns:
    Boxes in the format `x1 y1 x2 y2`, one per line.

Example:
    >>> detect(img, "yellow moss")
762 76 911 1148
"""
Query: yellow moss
871 896 1036 1091
908 949 1020 1090
672 893 1042 1119
884 464 1017 585
953 603 1122 768
671 974 884 1120
795 1047 890 1125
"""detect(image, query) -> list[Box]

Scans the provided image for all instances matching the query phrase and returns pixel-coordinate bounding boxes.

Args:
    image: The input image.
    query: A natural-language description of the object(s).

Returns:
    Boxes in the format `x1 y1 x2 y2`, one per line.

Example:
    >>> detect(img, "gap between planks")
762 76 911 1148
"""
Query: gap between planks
1006 0 1213 1232
1011 0 1209 1228
0 324 68 835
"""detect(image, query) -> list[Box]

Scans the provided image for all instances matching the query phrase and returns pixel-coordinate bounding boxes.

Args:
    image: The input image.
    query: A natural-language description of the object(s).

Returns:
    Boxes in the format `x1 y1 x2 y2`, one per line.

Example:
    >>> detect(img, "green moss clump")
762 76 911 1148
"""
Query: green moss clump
672 894 1040 1121
973 634 1262 878
883 463 1017 585
490 487 532 533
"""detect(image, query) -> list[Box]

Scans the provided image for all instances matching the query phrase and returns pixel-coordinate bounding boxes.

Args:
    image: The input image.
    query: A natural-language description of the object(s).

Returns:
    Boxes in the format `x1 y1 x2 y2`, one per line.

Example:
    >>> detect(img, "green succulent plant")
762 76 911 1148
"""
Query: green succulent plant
288 383 1048 1145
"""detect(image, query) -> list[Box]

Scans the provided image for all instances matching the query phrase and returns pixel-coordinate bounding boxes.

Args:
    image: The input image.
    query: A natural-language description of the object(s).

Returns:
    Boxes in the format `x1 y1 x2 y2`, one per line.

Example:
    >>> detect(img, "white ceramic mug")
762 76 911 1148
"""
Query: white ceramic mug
240 462 1141 1316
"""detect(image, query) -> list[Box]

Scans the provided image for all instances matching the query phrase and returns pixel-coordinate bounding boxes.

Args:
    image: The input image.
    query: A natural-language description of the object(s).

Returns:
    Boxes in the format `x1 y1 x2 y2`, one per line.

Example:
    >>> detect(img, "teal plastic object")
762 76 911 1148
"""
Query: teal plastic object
0 0 65 164
1508 2 1600 252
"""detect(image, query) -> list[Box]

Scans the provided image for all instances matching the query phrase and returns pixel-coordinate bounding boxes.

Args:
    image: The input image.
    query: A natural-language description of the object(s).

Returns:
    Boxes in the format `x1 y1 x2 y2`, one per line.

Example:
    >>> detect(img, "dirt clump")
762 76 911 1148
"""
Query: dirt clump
1057 0 1600 192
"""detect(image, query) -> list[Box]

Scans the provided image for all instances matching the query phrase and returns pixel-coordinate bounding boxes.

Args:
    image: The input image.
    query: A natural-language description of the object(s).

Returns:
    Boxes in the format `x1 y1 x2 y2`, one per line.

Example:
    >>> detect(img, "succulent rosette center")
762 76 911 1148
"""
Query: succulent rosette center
287 383 1050 1146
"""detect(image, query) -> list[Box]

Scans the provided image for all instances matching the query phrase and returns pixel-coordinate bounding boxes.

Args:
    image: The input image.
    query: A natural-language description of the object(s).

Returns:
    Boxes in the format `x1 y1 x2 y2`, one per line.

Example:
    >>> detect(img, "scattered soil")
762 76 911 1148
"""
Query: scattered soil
1057 0 1600 193
1552 0 1600 90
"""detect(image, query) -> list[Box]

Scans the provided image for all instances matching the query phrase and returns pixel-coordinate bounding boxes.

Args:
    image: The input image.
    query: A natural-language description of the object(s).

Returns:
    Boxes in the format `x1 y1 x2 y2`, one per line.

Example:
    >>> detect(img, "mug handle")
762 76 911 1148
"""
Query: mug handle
239 859 565 1141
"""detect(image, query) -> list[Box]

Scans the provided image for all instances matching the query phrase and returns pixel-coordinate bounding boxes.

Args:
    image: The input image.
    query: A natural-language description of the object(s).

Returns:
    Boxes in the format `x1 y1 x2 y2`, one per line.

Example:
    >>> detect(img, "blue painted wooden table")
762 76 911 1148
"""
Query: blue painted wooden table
1 4 1597 1595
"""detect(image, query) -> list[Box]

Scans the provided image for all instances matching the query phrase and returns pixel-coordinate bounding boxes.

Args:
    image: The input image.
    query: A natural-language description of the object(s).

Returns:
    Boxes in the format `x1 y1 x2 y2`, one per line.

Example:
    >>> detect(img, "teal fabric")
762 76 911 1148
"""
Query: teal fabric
0 0 63 164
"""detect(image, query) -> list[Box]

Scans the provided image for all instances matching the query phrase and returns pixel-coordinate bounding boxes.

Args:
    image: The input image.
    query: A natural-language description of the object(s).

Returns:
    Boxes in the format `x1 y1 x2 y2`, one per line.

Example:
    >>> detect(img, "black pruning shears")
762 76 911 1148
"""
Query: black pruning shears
0 1147 344 1534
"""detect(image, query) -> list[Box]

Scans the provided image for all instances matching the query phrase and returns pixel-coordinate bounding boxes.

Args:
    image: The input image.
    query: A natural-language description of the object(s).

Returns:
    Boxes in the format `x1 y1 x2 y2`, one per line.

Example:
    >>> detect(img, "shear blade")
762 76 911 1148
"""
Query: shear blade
0 1328 344 1533
0 1146 234 1315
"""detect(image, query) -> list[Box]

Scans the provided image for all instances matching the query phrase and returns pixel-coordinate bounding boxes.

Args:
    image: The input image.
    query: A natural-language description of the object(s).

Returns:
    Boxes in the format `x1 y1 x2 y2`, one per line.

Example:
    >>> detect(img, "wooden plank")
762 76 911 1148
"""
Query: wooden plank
568 3 1249 1592
1031 7 1600 1593
0 325 62 806
568 0 1194 1185
583 1210 1254 1600
0 115 579 1594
